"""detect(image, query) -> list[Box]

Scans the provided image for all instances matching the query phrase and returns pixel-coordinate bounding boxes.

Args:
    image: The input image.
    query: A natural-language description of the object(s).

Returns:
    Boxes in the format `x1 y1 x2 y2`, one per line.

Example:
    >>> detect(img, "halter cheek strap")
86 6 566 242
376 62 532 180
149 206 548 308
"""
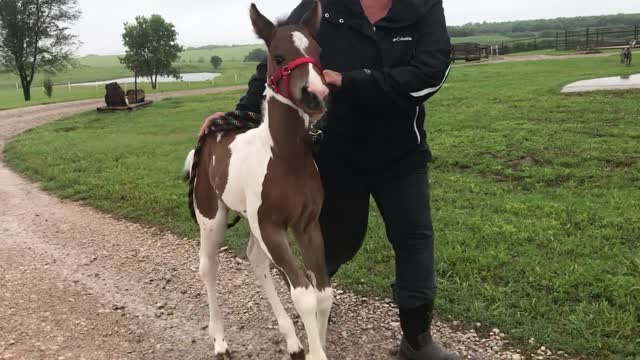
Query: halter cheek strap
267 57 323 100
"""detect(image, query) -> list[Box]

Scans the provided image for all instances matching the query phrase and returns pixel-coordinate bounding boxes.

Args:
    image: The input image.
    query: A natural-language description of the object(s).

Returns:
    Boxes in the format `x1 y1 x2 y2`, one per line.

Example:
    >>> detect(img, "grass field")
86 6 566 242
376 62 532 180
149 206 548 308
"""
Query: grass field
4 56 640 359
0 45 263 110
0 61 257 110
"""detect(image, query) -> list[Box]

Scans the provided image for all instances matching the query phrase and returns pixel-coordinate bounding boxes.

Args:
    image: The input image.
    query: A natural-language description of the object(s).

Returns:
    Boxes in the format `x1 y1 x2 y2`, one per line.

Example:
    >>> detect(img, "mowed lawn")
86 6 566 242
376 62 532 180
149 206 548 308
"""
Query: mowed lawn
5 56 639 359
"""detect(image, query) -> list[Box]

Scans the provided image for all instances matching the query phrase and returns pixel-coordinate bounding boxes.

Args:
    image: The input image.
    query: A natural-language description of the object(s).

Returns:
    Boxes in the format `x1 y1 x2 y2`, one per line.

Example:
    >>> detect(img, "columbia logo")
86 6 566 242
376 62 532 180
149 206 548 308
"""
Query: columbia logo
393 36 413 42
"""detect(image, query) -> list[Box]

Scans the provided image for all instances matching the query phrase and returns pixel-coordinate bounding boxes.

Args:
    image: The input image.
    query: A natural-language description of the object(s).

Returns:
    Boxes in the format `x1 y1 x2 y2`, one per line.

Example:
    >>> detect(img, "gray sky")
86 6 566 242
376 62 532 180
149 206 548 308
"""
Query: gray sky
72 0 640 56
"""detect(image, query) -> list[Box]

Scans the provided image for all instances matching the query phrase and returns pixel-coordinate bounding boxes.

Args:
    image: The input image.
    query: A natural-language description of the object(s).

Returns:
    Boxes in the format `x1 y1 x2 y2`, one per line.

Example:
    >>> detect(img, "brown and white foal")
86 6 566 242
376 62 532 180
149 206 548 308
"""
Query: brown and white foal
183 2 332 359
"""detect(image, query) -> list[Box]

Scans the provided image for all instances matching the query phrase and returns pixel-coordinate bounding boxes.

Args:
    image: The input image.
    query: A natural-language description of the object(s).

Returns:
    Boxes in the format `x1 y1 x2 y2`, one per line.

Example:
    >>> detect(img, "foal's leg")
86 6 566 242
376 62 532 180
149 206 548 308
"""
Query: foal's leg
246 234 304 358
195 201 229 357
249 221 327 360
295 223 333 347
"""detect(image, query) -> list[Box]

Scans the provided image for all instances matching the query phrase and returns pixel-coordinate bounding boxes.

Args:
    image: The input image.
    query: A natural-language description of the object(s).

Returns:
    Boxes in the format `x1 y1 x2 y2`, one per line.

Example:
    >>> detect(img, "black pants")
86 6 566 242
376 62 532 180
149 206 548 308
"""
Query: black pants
316 157 436 310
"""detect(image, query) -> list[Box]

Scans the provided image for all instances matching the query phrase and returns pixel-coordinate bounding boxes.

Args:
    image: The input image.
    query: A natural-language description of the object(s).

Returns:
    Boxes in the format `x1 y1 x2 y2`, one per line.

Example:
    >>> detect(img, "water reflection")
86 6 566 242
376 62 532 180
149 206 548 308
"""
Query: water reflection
562 73 640 93
69 72 221 87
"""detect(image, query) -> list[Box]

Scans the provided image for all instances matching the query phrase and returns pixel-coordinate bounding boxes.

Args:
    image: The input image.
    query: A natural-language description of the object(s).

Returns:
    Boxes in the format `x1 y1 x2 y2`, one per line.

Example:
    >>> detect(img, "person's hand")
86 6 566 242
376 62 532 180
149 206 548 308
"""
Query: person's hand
323 70 342 89
199 112 225 136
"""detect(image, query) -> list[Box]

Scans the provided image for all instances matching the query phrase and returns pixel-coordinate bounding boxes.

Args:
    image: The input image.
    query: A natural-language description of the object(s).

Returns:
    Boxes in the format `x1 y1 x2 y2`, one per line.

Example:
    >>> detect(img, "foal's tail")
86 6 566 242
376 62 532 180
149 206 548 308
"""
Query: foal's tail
183 149 195 181
184 131 210 223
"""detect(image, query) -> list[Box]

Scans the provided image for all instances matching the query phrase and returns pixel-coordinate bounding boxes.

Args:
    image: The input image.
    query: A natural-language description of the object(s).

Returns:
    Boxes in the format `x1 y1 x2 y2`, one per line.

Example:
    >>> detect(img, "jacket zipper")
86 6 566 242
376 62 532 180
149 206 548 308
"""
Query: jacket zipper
412 106 421 144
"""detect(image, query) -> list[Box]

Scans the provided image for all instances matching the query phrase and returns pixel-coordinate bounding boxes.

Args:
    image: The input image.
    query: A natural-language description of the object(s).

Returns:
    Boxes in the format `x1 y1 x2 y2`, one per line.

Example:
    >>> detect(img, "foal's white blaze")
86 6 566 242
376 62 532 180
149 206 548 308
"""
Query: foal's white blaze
307 63 329 101
292 31 309 56
292 31 329 103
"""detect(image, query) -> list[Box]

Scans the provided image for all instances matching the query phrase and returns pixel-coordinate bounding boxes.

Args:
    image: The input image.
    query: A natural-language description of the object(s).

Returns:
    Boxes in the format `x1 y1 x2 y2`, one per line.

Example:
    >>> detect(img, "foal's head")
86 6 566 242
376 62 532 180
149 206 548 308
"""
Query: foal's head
250 1 328 119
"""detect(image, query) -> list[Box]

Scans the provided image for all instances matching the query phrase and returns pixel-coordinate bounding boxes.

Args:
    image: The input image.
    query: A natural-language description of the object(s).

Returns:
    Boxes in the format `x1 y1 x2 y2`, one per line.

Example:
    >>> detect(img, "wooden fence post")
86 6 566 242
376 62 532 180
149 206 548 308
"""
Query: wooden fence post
585 27 590 49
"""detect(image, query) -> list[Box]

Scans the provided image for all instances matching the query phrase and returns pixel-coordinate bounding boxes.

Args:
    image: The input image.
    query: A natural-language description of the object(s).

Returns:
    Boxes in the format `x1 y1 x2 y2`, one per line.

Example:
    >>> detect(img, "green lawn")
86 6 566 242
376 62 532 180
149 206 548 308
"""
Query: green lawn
4 56 639 359
0 61 257 110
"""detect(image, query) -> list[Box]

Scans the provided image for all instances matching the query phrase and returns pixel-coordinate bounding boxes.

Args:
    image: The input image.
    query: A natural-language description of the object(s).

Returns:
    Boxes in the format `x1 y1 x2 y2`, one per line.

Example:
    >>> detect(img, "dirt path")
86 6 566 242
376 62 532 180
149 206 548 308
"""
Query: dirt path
1 87 544 360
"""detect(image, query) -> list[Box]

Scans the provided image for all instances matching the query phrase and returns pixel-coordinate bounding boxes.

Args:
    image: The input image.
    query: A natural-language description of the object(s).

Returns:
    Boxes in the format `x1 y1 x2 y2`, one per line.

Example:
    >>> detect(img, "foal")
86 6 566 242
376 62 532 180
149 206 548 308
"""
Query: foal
183 2 332 359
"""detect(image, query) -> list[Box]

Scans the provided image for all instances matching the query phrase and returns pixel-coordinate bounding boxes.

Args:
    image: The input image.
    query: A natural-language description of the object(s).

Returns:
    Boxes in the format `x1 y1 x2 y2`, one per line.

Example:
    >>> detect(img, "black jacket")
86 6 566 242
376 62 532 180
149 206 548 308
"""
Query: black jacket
236 0 451 173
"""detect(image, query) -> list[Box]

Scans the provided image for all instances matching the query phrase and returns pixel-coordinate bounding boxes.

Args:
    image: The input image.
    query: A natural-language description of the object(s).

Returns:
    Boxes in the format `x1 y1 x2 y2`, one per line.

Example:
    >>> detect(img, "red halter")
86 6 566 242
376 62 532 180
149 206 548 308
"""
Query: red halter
267 57 323 100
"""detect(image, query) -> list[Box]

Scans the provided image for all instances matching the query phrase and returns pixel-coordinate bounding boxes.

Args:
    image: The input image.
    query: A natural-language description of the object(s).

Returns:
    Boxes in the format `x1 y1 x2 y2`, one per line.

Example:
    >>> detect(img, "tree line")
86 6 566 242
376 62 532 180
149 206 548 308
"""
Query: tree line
448 13 640 38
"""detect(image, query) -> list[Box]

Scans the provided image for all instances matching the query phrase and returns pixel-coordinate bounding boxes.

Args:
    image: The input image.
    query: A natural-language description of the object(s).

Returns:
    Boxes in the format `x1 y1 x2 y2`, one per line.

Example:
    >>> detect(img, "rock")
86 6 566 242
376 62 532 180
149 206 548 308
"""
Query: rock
104 82 127 107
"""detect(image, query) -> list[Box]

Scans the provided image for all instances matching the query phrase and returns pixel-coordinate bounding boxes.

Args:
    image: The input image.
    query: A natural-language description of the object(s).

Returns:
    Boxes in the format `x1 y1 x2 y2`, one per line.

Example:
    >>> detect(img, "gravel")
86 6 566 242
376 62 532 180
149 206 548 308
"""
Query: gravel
0 89 573 360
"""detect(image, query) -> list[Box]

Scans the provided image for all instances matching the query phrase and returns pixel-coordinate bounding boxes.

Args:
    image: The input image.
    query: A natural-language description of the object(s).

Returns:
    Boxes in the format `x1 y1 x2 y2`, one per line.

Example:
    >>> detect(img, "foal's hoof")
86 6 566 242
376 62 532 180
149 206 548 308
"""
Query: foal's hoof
290 350 305 360
214 350 232 360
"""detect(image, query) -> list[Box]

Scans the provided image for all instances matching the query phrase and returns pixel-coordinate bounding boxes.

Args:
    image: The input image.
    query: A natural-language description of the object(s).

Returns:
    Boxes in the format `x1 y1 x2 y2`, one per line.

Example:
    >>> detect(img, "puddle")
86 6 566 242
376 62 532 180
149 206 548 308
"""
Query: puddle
562 73 640 93
69 72 221 87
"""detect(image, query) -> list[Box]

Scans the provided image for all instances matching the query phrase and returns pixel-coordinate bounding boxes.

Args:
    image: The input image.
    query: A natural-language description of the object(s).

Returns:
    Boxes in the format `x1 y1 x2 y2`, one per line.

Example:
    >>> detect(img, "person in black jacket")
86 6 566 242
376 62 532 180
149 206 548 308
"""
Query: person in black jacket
205 0 457 359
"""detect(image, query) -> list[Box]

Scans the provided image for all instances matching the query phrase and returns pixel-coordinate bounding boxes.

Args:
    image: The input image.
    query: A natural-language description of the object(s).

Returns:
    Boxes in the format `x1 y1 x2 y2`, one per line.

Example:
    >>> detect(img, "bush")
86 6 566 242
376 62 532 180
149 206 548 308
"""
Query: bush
42 78 54 99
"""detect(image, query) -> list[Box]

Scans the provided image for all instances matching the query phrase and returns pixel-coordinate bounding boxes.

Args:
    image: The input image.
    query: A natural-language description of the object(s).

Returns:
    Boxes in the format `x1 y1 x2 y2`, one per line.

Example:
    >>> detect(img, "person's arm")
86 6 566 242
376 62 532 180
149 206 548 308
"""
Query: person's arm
339 0 451 108
235 0 315 113
234 60 267 113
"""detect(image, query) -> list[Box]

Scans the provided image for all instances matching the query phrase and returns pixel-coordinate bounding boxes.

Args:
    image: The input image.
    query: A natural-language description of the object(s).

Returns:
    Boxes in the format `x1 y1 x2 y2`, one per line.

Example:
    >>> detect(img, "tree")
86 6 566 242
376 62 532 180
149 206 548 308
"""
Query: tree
120 15 183 90
0 0 80 101
210 55 222 70
244 48 266 62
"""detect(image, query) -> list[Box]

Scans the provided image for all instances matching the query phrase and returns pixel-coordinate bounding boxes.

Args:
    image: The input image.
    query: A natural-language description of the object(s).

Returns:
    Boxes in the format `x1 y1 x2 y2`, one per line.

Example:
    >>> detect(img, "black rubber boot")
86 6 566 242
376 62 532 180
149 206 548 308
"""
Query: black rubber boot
399 333 461 360
397 300 461 360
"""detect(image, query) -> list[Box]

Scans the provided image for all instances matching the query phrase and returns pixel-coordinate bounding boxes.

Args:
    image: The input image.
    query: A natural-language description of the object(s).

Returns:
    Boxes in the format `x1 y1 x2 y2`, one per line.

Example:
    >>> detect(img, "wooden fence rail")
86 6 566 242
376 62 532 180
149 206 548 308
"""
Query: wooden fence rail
555 25 640 50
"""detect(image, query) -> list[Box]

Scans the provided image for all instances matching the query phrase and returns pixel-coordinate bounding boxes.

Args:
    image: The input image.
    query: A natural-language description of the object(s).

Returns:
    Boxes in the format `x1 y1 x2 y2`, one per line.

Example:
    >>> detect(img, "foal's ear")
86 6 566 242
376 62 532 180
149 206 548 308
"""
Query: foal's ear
250 3 275 44
301 0 322 35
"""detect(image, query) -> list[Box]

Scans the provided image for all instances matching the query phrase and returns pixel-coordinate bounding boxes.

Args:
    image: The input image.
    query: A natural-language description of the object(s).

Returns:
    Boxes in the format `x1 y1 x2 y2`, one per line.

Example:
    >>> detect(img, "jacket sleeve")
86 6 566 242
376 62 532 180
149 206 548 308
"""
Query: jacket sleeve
341 0 451 108
235 0 315 113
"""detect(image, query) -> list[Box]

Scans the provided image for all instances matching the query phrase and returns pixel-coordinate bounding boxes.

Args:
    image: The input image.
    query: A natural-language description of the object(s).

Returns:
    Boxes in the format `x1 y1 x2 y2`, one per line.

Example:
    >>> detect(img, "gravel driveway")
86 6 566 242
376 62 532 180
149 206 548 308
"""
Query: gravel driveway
1 88 555 360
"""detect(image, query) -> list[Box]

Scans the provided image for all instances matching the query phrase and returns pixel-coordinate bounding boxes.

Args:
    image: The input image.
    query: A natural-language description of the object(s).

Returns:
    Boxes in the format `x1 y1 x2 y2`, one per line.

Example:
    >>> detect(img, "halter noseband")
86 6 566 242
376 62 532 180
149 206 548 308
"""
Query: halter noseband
267 57 323 100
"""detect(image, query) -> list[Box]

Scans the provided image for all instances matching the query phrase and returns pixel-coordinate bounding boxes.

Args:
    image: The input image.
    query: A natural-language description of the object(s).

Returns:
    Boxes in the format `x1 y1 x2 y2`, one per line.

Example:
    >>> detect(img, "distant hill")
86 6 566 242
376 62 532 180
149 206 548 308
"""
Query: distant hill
78 44 265 67
184 44 260 51
448 13 640 39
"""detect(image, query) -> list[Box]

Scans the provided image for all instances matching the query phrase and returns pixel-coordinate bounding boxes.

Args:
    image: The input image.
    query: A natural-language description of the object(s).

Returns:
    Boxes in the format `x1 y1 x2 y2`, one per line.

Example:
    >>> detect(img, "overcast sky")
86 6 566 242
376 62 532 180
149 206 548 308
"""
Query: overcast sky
71 0 640 56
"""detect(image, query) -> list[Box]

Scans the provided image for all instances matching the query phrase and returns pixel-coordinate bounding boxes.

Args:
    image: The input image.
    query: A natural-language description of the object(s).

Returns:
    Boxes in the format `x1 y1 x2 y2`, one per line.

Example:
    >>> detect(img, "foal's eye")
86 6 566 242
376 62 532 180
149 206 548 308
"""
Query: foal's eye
274 55 285 65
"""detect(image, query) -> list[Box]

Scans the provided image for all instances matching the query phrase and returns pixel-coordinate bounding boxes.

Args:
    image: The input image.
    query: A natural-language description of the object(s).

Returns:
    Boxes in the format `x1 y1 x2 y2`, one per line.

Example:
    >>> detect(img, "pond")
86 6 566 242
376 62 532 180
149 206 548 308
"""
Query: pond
70 72 221 87
561 73 640 93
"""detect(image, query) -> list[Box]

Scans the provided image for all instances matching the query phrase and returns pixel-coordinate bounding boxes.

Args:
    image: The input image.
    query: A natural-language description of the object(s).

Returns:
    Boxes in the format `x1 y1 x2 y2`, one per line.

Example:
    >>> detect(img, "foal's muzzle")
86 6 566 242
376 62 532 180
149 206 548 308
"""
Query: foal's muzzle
301 84 328 115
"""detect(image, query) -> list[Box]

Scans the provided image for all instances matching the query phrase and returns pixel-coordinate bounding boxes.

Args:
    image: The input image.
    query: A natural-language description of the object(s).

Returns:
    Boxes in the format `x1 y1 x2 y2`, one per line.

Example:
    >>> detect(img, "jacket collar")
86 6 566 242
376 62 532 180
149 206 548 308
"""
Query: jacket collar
328 0 433 28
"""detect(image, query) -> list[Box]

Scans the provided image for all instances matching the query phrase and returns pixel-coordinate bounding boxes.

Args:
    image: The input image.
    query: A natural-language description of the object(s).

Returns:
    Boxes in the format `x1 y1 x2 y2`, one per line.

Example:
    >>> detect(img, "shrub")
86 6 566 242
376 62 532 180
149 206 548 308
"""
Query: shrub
42 78 54 99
